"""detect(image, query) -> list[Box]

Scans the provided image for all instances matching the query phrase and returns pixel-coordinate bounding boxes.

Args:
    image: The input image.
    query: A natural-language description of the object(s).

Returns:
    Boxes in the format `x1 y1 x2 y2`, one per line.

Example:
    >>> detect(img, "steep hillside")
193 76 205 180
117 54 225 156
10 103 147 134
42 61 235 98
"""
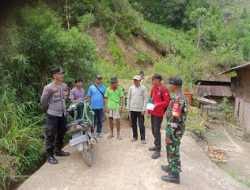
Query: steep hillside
87 25 161 72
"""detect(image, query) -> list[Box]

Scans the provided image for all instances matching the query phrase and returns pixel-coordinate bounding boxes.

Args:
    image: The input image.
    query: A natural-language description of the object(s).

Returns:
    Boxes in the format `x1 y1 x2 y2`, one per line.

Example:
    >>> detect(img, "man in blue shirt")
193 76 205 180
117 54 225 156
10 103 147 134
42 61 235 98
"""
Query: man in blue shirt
87 75 106 138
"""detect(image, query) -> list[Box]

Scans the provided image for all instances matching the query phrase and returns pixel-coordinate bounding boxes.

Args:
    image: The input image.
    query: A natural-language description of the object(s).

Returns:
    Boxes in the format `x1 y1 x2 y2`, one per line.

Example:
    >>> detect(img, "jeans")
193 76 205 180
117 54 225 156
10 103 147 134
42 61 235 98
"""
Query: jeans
151 115 163 151
93 109 103 134
130 111 145 140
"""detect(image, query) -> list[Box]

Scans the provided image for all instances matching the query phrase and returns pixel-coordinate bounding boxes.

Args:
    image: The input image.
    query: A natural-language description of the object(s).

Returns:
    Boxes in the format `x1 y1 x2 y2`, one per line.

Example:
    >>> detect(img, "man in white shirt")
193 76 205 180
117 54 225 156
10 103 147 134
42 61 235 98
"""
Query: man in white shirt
126 75 148 144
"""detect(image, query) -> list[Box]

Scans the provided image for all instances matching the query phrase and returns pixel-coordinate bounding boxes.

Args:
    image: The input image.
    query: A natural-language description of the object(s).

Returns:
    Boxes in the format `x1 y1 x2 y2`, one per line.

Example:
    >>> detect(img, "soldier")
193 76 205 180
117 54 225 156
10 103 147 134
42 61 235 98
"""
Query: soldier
161 77 188 184
41 67 70 165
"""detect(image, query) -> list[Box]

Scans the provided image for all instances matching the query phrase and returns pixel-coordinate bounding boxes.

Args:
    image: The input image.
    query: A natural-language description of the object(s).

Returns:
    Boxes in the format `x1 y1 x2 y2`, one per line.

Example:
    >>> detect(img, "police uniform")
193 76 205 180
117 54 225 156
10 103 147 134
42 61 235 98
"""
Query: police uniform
41 68 69 160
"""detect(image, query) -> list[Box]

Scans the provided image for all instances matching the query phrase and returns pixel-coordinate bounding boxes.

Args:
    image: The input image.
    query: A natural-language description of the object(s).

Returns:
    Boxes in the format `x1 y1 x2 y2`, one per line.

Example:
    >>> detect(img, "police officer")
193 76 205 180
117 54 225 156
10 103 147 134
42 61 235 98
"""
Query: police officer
161 77 188 184
41 67 70 164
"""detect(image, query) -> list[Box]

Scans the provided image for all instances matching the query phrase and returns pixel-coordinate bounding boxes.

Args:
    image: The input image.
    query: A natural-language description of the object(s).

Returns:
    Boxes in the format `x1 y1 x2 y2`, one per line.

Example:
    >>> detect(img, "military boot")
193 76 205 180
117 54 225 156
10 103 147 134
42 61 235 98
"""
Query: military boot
161 172 180 184
161 165 171 173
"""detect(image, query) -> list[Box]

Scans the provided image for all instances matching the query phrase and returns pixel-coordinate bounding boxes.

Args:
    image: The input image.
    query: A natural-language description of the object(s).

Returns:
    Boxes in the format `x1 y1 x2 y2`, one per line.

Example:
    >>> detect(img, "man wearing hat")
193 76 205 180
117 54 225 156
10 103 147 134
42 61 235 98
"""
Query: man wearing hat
104 77 124 140
148 74 170 159
41 67 70 165
87 75 106 138
161 77 188 184
126 75 148 144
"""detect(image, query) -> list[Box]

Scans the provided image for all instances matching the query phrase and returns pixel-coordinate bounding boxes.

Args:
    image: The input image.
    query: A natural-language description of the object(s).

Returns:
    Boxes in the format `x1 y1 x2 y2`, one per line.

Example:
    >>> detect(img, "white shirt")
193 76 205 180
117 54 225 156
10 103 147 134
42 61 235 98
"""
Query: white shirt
126 85 148 112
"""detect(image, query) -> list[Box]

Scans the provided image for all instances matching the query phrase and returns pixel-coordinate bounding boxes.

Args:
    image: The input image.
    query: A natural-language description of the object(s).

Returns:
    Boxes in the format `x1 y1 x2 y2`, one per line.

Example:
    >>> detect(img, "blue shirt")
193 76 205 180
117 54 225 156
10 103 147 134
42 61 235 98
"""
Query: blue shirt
87 84 106 109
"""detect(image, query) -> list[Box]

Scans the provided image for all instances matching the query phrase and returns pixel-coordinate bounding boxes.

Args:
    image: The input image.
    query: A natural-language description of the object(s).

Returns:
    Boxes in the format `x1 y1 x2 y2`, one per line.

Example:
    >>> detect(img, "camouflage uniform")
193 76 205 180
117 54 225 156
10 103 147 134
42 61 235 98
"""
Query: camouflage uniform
165 92 188 173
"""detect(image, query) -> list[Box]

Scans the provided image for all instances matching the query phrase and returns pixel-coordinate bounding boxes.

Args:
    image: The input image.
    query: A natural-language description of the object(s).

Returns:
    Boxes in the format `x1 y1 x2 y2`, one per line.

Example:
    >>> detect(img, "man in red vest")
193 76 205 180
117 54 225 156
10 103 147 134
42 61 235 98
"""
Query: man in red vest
148 74 170 159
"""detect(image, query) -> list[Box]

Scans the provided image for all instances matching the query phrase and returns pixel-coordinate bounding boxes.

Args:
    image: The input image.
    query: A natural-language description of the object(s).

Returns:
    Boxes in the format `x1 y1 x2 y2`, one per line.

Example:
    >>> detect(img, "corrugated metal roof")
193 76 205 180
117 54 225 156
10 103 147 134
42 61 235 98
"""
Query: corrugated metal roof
220 62 250 75
198 74 231 82
196 85 233 97
195 80 231 85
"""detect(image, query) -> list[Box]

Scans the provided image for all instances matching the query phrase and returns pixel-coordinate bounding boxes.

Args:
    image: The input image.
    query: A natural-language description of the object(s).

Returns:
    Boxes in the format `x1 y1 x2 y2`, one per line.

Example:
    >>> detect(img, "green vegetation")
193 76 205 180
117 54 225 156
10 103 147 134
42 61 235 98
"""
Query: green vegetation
218 98 234 121
135 51 153 65
78 13 95 32
228 168 250 187
218 97 239 125
0 90 45 190
140 20 196 59
108 32 126 67
153 58 180 78
130 0 209 29
0 3 97 189
107 32 135 79
186 107 206 139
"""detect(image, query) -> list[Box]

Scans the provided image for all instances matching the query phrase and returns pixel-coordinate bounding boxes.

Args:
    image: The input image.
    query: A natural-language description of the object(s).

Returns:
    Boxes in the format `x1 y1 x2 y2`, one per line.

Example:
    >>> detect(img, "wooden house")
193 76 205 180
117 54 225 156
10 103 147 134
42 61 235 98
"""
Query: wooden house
194 80 233 101
220 62 250 131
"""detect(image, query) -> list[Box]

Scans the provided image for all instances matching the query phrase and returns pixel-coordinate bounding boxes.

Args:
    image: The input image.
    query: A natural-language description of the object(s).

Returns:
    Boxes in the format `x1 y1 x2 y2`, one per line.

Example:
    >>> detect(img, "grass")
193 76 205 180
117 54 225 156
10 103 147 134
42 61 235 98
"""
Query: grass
0 91 45 190
139 20 196 59
138 20 205 86
228 169 250 187
0 125 45 190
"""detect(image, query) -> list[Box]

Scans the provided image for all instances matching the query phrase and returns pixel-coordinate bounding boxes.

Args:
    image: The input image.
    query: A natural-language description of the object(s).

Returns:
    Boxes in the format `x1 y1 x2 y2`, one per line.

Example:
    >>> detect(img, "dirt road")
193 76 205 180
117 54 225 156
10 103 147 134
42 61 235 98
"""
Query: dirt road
18 122 249 190
204 119 250 186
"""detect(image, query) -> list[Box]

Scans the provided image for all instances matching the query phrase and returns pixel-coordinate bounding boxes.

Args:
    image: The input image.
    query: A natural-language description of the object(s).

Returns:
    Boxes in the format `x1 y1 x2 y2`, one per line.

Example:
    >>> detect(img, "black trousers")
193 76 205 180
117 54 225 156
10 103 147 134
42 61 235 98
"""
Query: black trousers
151 115 163 151
130 111 145 140
45 114 67 155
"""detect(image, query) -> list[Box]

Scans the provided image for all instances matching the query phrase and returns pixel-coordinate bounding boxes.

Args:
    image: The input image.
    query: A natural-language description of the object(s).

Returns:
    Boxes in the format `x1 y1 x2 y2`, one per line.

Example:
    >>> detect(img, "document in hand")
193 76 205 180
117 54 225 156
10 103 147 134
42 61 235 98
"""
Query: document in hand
146 103 155 111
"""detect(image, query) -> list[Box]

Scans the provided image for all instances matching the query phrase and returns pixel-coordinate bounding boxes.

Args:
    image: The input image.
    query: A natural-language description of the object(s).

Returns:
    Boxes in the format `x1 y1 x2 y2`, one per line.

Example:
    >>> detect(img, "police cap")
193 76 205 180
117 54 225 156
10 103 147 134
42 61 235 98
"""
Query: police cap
51 67 65 75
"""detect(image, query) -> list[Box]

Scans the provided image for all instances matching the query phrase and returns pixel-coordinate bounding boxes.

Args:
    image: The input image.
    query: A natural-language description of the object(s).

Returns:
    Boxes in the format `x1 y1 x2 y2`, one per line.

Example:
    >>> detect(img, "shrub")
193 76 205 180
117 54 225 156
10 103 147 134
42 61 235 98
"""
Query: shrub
57 27 96 88
135 52 153 65
0 3 98 189
139 20 196 59
153 57 180 78
108 32 126 67
218 97 239 124
78 13 95 31
186 107 206 139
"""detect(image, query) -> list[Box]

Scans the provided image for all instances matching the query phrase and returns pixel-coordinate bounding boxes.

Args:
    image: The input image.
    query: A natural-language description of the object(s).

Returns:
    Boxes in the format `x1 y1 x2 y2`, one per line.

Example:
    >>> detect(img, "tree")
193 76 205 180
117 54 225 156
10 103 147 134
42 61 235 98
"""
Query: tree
189 7 222 50
130 0 209 29
190 7 211 48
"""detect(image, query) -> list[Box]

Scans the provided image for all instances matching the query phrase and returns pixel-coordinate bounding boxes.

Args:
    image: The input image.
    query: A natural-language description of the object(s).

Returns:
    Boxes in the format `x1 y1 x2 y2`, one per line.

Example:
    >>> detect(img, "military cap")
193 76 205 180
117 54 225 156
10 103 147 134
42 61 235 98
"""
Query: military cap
167 77 183 86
